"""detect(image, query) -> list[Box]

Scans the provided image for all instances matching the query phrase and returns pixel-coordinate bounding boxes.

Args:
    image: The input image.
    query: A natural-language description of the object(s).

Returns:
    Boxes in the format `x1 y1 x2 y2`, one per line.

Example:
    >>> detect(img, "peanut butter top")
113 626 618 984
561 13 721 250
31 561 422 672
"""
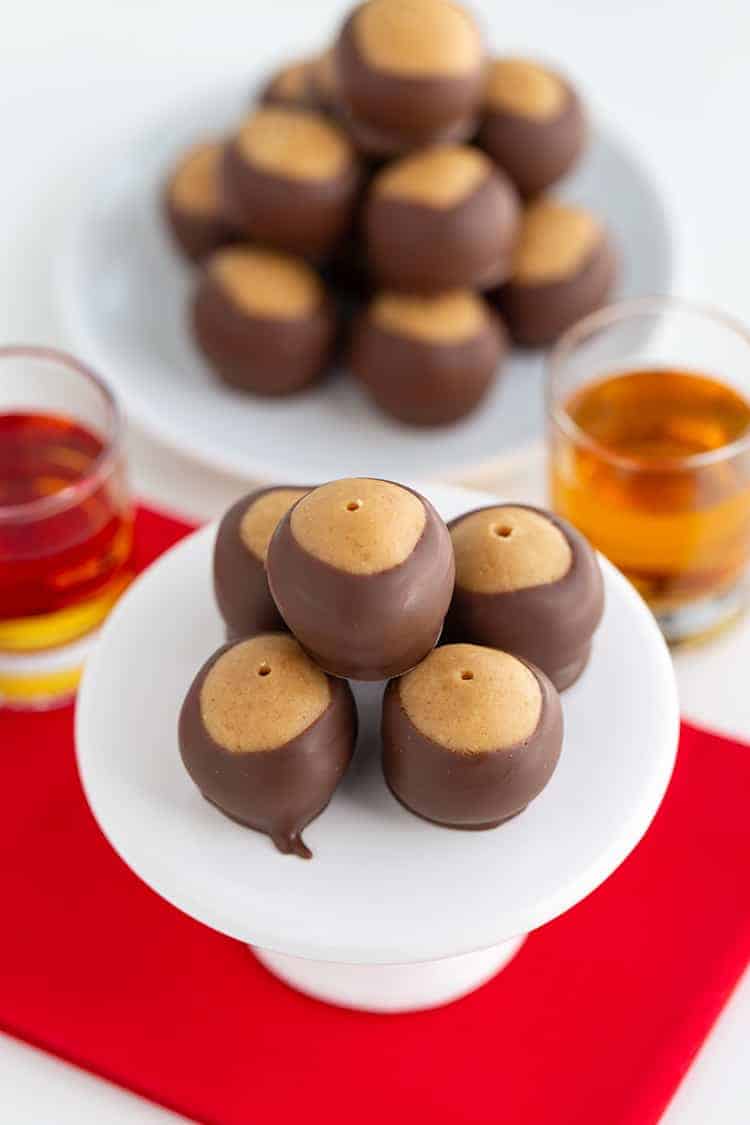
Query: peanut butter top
513 200 602 284
211 246 324 320
201 635 330 752
236 107 353 181
354 0 482 77
291 477 426 574
451 506 572 593
400 643 542 752
240 488 308 561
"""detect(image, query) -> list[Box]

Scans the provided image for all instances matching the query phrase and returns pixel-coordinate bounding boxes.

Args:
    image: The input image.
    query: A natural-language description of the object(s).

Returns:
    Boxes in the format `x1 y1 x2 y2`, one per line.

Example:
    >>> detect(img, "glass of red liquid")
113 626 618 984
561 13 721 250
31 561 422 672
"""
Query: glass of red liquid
0 347 133 708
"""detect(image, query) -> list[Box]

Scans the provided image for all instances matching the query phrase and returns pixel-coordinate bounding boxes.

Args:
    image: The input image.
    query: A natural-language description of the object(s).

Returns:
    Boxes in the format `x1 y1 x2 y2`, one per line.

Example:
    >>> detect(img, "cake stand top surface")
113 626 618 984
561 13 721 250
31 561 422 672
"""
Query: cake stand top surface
76 483 679 964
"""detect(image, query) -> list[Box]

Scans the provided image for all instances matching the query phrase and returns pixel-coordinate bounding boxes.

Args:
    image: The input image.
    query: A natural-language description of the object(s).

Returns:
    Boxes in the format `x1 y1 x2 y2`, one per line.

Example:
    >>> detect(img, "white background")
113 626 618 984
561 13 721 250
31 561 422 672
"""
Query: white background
2 0 750 1121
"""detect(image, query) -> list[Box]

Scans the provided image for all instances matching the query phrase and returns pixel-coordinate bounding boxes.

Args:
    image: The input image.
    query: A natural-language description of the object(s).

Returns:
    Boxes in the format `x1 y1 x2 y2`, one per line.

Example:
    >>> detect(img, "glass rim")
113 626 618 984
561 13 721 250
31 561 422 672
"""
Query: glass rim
546 295 750 472
0 345 123 523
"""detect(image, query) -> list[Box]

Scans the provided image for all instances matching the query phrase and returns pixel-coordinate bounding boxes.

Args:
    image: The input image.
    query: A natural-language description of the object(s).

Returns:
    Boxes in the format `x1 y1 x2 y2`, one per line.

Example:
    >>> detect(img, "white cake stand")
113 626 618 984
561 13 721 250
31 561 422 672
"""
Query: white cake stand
75 484 679 1013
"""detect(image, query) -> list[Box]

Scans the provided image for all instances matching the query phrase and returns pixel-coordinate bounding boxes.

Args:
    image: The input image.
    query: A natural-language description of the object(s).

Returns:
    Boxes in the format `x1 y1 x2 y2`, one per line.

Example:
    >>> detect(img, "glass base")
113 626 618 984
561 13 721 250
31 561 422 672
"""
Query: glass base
655 581 748 646
0 629 99 710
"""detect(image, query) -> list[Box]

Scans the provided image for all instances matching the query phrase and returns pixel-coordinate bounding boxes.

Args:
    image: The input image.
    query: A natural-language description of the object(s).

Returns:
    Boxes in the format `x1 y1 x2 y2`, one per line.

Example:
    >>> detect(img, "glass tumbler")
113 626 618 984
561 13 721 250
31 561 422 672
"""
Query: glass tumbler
547 298 750 644
0 347 133 708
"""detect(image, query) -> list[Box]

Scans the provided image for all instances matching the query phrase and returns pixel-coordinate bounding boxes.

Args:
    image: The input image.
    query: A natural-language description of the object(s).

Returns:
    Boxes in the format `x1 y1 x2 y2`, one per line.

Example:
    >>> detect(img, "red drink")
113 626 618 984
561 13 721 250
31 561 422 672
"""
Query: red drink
0 347 133 707
0 412 133 624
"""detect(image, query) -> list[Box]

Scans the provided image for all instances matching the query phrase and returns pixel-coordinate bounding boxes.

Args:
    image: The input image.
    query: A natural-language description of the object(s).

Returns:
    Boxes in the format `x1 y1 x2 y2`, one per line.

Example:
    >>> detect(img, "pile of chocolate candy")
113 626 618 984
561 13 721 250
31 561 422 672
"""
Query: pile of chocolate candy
164 0 617 428
179 478 604 858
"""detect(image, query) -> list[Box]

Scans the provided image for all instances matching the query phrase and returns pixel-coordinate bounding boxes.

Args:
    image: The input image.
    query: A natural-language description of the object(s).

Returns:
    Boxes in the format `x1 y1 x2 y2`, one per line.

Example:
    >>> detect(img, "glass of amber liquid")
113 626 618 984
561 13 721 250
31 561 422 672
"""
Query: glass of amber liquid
0 348 134 708
548 298 750 644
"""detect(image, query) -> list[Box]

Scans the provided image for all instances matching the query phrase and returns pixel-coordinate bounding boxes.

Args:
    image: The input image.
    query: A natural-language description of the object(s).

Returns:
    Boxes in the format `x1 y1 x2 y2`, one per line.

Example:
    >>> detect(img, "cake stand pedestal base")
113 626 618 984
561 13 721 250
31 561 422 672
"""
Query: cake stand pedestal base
252 936 527 1013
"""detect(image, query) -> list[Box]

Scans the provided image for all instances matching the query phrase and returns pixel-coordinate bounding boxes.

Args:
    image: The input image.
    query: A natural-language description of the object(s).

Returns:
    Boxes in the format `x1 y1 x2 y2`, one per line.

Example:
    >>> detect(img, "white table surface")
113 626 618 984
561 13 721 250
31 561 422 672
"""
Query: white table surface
2 0 750 1121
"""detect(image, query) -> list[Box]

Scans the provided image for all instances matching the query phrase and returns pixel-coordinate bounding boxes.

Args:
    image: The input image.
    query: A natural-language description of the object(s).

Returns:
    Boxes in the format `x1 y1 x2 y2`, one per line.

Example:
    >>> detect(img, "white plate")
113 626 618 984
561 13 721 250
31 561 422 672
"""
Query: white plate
76 483 679 965
59 88 673 482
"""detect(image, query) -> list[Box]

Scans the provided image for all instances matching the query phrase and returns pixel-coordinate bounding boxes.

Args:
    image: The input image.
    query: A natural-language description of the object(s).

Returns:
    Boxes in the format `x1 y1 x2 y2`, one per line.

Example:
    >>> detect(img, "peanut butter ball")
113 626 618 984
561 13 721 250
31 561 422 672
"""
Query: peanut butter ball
213 486 310 639
351 291 507 425
164 140 238 263
446 504 604 690
179 634 357 858
221 107 361 261
267 478 455 679
336 0 485 148
480 58 586 198
365 144 520 292
383 644 563 828
192 245 337 394
495 200 617 347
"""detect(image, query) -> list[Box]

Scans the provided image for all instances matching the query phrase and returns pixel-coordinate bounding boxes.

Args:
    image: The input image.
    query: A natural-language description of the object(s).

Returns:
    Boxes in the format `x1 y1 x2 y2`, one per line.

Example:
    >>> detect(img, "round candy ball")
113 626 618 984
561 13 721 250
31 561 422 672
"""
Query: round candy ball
192 245 338 394
364 144 520 292
336 0 485 144
267 477 455 680
164 140 238 264
495 200 617 347
351 290 506 425
383 644 563 828
213 485 311 640
222 107 361 261
179 634 357 858
480 58 586 198
446 504 604 690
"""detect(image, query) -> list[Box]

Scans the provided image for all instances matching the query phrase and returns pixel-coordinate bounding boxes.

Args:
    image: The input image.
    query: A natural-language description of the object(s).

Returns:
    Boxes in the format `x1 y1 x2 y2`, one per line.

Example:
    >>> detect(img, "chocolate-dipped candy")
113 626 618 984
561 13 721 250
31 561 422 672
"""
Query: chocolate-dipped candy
365 144 520 292
221 107 361 261
192 245 337 394
164 141 237 264
214 486 310 639
495 200 617 347
336 0 485 146
480 58 585 198
383 644 563 829
259 58 315 109
179 634 357 858
267 478 455 680
446 504 604 690
351 291 506 425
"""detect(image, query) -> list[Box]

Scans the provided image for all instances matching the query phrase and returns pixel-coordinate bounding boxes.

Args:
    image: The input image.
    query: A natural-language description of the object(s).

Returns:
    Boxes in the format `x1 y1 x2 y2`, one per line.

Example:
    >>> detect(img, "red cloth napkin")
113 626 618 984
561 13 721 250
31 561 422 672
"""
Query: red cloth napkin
1 504 749 1125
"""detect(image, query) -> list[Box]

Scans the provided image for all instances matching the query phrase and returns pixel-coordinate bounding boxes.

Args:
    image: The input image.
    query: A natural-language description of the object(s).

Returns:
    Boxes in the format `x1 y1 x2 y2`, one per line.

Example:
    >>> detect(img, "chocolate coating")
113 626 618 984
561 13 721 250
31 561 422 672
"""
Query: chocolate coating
179 639 357 858
365 154 520 292
341 104 478 159
267 481 455 680
323 236 373 304
336 4 484 141
164 142 238 264
192 254 337 394
382 654 563 828
496 230 617 348
445 505 604 690
480 66 586 198
221 111 361 261
308 48 342 114
351 295 506 425
165 197 237 265
213 487 310 637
